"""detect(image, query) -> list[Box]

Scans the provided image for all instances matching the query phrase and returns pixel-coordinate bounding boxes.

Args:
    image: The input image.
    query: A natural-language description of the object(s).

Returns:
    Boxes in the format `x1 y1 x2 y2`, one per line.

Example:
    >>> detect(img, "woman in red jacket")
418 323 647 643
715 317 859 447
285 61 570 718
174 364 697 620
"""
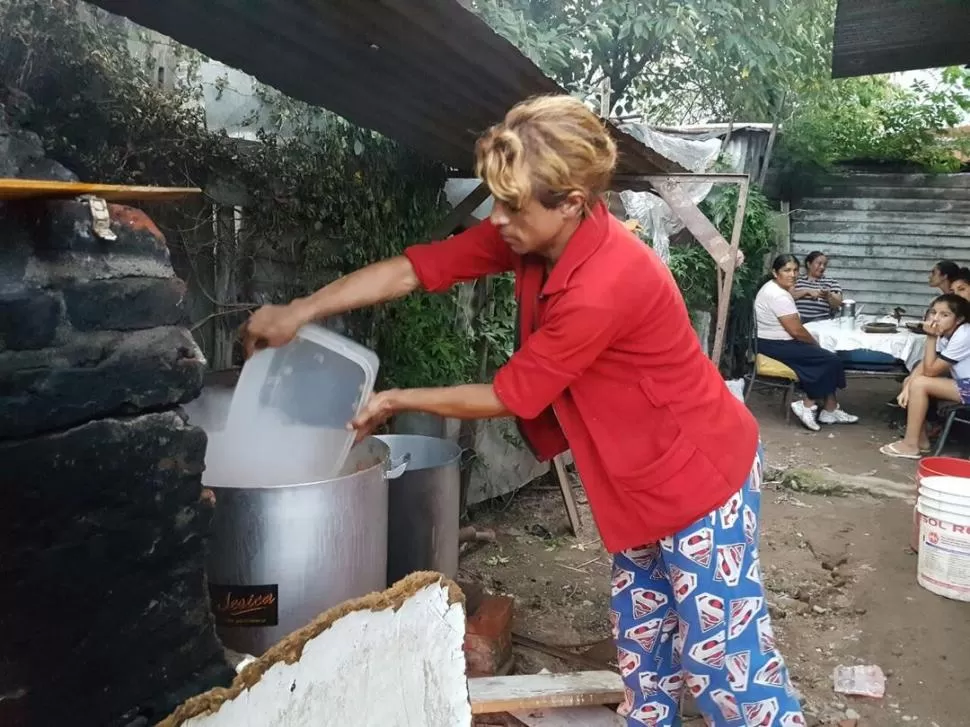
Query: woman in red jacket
243 95 803 726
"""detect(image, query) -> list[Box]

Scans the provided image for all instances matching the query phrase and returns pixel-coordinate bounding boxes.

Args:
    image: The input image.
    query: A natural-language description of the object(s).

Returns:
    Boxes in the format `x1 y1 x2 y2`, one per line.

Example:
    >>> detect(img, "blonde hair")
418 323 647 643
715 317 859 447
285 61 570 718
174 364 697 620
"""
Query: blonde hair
474 95 617 213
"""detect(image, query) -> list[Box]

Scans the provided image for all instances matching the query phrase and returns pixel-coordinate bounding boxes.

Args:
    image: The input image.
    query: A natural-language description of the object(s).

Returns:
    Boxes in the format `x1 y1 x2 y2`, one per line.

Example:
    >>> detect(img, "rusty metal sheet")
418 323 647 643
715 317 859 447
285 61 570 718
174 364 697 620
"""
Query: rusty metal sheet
832 0 970 78
87 0 683 175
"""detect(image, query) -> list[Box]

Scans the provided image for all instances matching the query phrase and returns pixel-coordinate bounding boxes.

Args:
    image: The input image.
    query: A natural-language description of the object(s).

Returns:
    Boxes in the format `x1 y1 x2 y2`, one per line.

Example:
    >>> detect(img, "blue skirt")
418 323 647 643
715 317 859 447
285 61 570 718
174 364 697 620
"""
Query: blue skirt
757 339 846 400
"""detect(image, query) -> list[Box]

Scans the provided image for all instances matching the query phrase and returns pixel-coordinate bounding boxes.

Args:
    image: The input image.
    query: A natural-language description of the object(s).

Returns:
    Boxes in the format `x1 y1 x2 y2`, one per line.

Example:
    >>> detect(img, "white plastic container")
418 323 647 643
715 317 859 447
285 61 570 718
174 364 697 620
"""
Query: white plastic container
223 324 379 484
917 475 970 602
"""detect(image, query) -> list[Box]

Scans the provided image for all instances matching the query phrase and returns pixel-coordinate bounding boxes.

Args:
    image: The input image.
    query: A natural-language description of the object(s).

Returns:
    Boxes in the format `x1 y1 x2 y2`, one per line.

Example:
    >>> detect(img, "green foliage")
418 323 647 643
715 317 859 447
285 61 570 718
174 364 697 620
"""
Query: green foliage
779 70 970 172
462 0 835 121
0 0 516 388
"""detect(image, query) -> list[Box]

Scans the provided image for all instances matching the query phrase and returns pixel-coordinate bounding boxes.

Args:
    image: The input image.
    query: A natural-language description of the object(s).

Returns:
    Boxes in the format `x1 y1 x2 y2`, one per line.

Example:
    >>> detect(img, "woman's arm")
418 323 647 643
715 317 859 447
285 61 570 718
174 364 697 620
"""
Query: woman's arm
791 288 818 300
778 314 818 345
243 221 514 356
351 385 509 438
243 256 419 356
825 289 844 309
921 331 951 377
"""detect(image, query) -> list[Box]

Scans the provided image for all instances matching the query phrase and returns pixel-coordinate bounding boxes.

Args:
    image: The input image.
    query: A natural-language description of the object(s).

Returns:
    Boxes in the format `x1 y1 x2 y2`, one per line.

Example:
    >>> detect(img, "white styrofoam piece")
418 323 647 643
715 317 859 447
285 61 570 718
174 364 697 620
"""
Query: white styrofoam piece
181 582 469 727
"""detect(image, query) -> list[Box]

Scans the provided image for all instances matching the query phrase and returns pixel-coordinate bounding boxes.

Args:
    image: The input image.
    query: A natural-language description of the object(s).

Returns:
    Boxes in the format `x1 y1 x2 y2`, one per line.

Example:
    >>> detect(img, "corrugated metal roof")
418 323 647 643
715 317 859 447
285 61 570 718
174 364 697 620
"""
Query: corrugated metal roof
832 0 970 78
791 172 970 315
88 0 682 176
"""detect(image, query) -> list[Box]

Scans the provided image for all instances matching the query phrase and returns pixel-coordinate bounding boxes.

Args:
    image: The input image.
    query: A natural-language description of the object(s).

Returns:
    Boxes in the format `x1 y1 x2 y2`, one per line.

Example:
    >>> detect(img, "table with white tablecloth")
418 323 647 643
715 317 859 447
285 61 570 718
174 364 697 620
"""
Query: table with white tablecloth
805 316 927 371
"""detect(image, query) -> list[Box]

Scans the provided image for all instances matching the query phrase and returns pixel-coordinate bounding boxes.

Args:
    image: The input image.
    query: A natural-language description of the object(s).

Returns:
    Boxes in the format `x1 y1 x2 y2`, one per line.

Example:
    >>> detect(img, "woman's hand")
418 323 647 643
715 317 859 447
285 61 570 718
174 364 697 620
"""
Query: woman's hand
241 301 311 359
349 390 400 441
924 319 943 338
897 386 910 409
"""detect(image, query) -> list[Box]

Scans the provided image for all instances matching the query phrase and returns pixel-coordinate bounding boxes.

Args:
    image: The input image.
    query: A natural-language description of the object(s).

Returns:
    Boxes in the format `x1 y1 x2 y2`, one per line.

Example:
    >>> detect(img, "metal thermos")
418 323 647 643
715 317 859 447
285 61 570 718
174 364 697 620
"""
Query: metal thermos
840 299 856 329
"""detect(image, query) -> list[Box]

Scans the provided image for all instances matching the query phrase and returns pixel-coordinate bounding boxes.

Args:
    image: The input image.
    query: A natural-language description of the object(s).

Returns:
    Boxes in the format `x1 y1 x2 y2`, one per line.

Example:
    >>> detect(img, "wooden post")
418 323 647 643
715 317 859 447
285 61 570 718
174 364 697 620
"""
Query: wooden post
553 454 582 535
710 178 750 368
599 77 612 118
758 90 787 187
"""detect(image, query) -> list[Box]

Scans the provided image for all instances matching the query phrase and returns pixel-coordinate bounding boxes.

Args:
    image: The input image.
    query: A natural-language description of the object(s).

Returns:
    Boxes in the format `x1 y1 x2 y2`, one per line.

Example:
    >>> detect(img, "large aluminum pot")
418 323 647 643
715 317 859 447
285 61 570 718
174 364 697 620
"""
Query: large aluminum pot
376 434 462 585
204 435 407 656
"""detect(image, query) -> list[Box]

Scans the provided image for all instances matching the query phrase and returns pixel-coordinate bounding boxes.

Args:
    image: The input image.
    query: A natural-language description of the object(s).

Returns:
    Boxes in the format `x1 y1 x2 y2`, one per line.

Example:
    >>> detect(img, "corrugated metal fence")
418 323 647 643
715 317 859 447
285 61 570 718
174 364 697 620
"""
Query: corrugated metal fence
792 172 970 316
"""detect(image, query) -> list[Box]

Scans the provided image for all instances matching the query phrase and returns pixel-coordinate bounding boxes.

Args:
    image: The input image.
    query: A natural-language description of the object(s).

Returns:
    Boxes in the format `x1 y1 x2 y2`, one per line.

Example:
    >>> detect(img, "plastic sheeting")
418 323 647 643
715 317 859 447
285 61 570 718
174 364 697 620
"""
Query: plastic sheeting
617 125 722 264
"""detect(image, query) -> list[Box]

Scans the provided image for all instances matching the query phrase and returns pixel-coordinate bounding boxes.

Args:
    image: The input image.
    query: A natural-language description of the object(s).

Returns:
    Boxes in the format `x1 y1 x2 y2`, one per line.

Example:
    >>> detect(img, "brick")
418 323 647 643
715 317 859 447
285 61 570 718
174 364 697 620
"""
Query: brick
0 326 205 439
64 277 187 331
25 200 176 284
0 289 64 349
0 411 233 725
464 594 514 677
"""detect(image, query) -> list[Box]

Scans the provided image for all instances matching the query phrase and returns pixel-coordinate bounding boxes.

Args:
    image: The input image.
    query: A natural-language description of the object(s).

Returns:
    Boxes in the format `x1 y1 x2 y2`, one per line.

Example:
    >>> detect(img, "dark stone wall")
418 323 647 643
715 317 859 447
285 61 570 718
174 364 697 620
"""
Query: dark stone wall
0 112 233 725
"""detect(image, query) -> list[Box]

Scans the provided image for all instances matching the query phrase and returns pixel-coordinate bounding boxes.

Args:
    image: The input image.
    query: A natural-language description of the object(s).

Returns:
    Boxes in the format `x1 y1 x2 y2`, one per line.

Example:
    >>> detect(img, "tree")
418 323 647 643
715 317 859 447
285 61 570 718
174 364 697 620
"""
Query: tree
779 68 970 172
461 0 836 122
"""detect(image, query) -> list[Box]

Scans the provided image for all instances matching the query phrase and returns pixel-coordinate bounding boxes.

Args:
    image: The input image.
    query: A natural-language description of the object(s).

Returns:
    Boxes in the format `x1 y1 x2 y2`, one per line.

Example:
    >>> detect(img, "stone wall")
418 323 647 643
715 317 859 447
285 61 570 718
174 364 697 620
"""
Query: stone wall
0 111 234 725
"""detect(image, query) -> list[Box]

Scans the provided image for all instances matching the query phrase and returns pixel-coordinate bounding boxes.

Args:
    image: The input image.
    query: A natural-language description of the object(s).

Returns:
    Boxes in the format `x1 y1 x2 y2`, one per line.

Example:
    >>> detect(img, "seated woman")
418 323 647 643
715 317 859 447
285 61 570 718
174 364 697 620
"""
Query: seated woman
929 260 961 295
755 254 859 432
792 250 842 322
882 294 970 459
951 267 970 302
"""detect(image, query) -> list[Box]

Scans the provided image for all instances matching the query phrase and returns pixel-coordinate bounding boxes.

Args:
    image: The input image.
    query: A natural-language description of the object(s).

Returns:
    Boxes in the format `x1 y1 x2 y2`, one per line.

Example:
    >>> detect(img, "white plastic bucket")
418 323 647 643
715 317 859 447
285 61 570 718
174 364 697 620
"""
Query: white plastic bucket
916 475 970 601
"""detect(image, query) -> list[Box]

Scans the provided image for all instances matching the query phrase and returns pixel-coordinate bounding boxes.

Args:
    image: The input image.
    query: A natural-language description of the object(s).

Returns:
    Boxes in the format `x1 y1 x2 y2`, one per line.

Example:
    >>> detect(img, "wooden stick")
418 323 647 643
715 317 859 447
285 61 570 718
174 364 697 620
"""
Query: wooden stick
511 633 618 673
468 671 624 715
552 454 582 535
710 177 750 368
511 705 625 726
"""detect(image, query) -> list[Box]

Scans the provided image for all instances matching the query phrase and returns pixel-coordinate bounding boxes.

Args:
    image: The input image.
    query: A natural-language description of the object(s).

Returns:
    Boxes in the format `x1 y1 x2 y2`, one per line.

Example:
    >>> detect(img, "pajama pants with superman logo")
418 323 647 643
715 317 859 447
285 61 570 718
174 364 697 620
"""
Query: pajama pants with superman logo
611 450 804 726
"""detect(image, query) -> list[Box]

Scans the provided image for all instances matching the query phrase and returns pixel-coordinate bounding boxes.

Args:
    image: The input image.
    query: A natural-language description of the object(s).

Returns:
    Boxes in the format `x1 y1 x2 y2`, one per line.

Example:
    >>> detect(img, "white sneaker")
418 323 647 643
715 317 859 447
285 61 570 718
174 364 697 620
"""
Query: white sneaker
791 400 820 431
818 407 860 425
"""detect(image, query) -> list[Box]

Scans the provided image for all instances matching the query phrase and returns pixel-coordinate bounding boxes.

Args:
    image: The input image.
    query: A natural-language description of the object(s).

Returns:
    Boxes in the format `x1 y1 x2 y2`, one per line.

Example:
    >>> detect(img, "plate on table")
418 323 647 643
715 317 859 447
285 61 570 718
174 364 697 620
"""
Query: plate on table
863 322 898 334
904 321 927 335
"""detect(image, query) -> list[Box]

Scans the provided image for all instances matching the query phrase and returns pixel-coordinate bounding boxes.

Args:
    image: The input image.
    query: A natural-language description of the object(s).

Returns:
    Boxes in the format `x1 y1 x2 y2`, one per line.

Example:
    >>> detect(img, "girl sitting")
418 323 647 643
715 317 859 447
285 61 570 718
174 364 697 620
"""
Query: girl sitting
882 293 970 458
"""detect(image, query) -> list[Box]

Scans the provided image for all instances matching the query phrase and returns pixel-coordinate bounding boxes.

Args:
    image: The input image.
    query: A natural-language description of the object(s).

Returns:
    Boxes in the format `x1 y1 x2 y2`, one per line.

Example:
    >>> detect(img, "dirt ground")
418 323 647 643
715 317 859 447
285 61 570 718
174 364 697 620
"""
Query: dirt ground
460 378 970 726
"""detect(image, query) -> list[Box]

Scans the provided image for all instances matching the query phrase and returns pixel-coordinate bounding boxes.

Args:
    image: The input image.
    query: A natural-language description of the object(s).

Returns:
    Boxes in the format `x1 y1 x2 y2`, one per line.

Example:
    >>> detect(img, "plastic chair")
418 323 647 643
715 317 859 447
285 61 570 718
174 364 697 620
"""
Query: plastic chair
743 323 799 423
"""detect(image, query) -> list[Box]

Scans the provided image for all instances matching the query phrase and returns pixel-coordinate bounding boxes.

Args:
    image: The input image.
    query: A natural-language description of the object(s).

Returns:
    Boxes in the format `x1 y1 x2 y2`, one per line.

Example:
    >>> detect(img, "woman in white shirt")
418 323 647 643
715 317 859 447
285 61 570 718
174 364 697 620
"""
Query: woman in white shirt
882 293 970 458
754 254 858 432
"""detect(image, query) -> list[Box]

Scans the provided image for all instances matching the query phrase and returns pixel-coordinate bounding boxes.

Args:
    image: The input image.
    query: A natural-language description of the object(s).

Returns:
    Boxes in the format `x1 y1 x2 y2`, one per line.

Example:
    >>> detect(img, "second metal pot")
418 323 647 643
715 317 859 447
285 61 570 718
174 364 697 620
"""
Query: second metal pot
376 434 463 585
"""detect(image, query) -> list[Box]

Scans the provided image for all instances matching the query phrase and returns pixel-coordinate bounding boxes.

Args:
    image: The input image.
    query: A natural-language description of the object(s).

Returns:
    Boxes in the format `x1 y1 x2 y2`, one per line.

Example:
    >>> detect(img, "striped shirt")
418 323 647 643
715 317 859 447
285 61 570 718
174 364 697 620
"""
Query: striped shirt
793 275 841 322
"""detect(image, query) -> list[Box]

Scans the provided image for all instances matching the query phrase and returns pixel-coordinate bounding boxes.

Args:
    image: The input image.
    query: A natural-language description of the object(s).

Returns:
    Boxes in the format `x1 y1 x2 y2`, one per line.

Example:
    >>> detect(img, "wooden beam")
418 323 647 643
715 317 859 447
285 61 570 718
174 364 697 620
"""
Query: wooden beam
613 172 750 191
758 91 787 187
0 178 201 202
650 180 735 273
468 671 624 715
431 182 491 239
552 454 582 535
710 178 750 368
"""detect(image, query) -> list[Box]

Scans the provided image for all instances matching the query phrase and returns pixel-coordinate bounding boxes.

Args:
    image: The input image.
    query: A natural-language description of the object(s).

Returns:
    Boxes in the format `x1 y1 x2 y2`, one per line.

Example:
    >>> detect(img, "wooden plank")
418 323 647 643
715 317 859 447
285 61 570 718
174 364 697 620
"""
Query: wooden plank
711 178 749 368
468 671 624 715
431 181 491 238
552 454 582 536
651 180 734 273
510 706 625 726
0 178 202 201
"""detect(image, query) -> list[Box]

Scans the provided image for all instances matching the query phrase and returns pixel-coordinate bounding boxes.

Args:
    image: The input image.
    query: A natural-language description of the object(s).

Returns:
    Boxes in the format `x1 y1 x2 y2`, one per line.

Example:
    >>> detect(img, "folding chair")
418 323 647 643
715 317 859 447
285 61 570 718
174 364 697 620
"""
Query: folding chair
932 402 970 456
743 323 799 424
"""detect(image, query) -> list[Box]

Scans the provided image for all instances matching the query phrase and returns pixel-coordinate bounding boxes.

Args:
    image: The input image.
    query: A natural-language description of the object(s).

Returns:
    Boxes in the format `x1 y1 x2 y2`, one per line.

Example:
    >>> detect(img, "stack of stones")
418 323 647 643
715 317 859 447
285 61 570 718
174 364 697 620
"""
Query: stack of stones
0 108 233 726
